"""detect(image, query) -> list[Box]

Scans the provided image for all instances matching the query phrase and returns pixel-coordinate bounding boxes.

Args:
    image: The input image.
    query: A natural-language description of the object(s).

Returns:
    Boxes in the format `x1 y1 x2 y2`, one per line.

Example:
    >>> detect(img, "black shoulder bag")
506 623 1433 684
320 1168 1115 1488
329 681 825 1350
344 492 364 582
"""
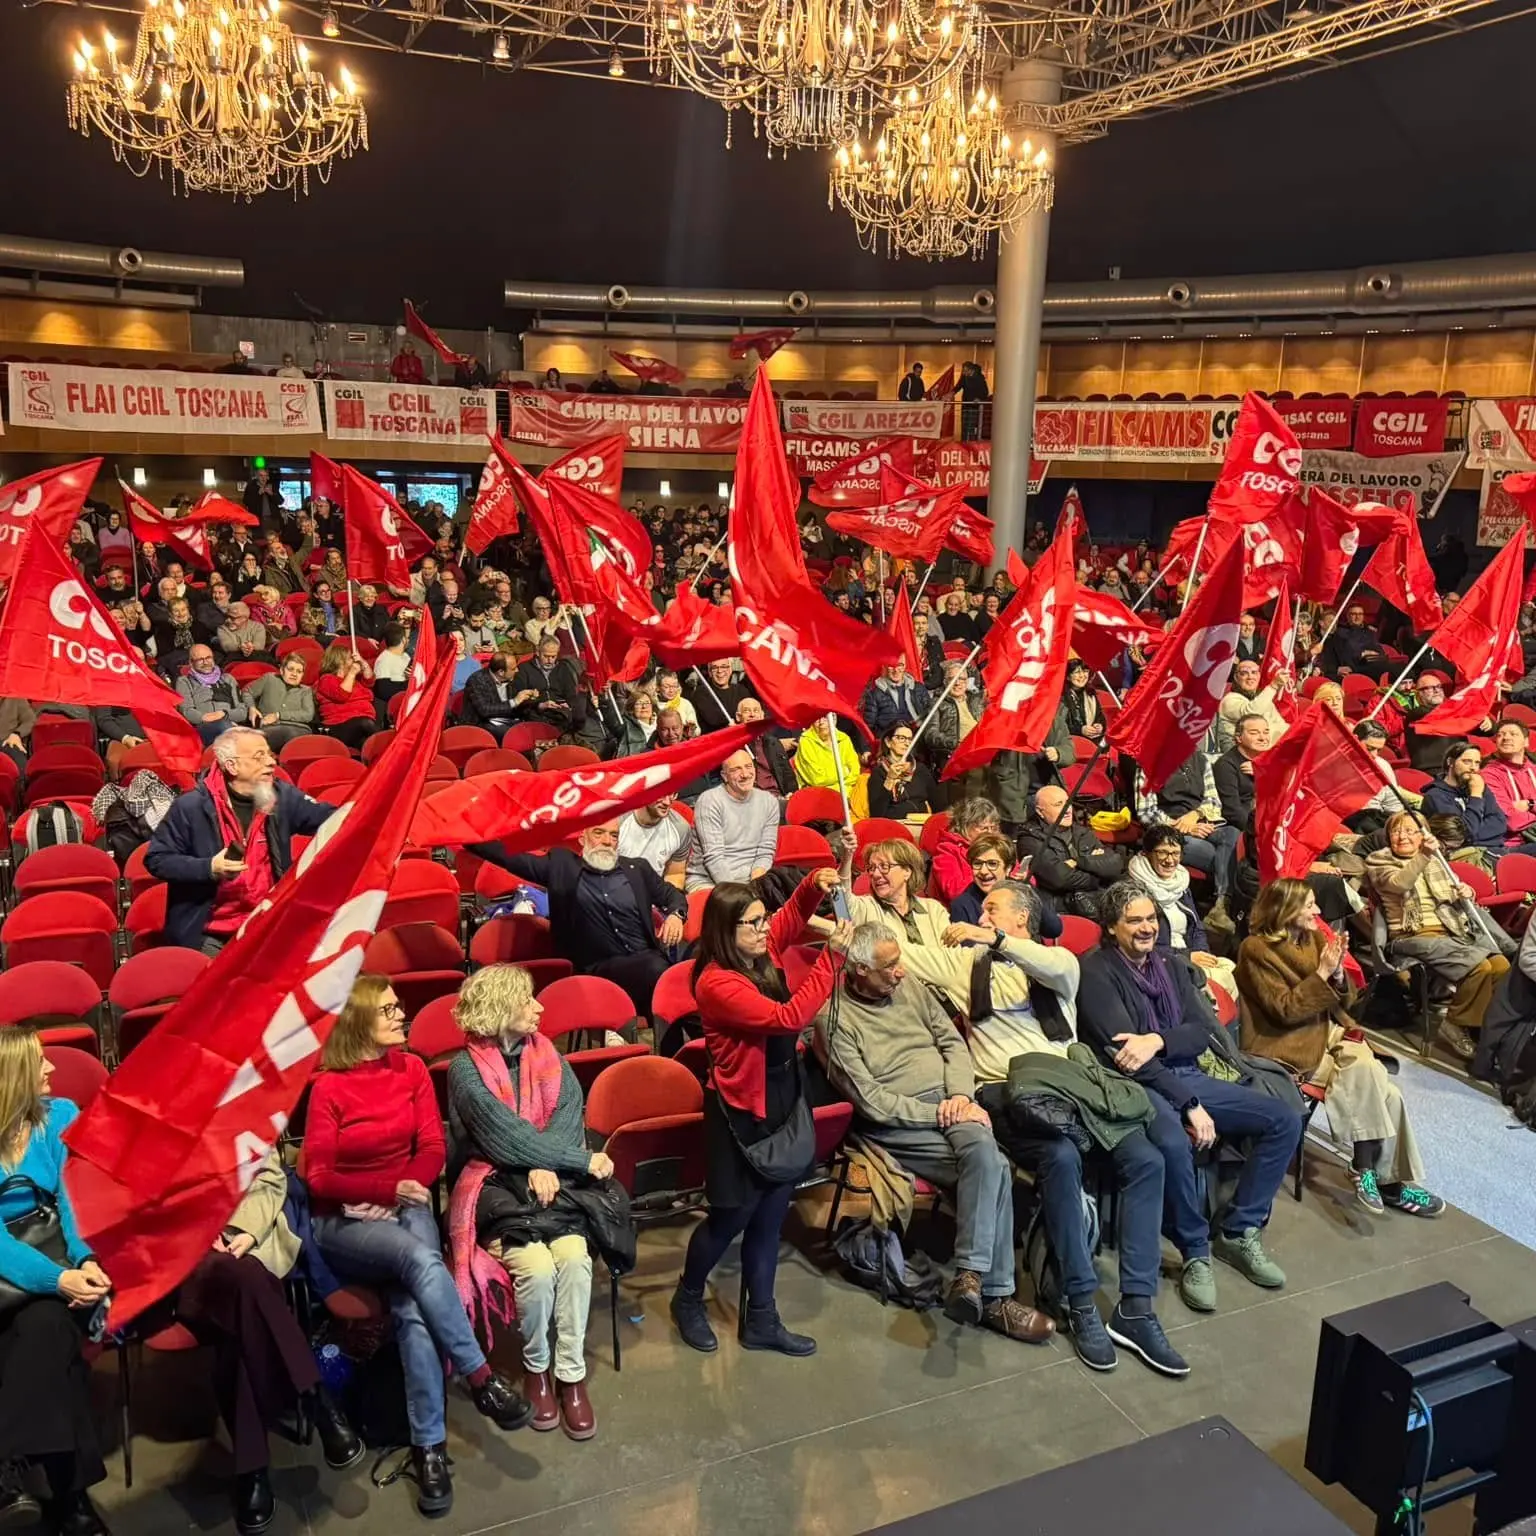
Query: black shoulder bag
0 1175 70 1321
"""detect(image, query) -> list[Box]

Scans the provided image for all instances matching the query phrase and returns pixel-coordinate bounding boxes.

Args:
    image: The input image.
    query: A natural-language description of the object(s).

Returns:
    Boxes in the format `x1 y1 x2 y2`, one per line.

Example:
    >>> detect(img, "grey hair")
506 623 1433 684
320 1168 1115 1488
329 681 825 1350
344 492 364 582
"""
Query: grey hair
847 921 901 970
950 797 999 838
1097 880 1156 939
211 726 268 772
986 880 1040 936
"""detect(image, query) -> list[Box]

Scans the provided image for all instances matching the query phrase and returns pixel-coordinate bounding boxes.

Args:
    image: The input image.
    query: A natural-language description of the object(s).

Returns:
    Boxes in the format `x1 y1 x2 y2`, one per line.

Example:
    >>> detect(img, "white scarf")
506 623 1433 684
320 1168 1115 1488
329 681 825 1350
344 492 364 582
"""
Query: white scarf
1128 853 1191 949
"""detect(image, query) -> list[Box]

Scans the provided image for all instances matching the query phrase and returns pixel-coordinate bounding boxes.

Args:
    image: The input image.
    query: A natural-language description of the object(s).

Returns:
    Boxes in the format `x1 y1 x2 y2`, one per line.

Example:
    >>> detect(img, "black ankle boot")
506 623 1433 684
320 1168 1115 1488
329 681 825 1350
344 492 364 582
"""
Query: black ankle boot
670 1283 718 1353
310 1385 364 1470
739 1303 817 1357
233 1470 274 1536
411 1444 453 1519
43 1490 110 1536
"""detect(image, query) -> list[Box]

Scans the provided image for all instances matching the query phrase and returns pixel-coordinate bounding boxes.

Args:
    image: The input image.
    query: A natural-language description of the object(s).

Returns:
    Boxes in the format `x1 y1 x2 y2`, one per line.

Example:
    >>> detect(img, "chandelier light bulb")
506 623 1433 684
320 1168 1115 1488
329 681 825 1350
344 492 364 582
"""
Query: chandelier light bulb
491 30 510 60
321 7 339 37
608 47 625 75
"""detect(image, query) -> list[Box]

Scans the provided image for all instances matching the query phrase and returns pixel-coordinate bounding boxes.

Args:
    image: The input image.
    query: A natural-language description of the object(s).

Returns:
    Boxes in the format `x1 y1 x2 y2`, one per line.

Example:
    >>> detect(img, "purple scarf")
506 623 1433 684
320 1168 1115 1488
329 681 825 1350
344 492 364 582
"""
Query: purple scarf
1114 948 1184 1038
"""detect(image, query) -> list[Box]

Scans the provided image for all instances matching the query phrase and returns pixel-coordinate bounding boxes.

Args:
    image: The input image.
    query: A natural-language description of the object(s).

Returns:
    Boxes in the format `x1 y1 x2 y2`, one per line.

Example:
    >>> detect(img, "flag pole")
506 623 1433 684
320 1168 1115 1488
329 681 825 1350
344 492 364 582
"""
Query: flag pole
691 529 728 595
1364 642 1432 722
827 710 855 833
902 640 983 763
1311 574 1363 665
1094 672 1123 707
689 665 733 728
877 549 887 625
1131 555 1177 613
1422 450 1467 522
1179 518 1211 617
913 562 937 611
346 582 359 657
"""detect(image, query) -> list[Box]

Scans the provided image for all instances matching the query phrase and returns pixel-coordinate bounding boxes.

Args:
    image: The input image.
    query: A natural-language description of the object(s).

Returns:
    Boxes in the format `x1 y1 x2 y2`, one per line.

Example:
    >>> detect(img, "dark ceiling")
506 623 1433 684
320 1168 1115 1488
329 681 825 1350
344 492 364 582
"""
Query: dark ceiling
3 2 1535 329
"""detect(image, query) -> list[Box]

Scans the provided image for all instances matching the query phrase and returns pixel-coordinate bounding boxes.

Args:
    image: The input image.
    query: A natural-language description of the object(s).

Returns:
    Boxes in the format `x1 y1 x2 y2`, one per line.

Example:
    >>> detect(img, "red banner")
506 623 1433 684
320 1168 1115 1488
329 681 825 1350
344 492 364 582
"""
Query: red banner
543 435 626 501
0 459 101 580
1353 398 1449 457
1269 397 1354 450
506 388 746 453
915 440 1048 497
1033 400 1239 462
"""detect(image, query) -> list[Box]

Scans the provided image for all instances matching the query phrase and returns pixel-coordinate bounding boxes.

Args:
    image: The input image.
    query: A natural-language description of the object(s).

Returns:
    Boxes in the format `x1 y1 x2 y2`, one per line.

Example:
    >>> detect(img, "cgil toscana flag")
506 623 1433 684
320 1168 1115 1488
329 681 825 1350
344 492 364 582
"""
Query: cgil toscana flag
0 458 103 586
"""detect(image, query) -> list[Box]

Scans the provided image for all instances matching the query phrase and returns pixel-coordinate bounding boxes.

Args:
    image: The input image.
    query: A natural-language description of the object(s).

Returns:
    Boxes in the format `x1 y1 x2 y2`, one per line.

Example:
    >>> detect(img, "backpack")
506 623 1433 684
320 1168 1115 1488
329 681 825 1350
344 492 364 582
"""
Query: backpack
23 802 84 860
1025 1187 1099 1321
830 1216 946 1310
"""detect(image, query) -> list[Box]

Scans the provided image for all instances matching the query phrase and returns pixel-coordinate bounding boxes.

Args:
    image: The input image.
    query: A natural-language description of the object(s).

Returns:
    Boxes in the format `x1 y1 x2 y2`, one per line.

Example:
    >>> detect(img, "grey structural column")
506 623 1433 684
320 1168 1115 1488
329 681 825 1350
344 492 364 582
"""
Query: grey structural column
987 56 1062 570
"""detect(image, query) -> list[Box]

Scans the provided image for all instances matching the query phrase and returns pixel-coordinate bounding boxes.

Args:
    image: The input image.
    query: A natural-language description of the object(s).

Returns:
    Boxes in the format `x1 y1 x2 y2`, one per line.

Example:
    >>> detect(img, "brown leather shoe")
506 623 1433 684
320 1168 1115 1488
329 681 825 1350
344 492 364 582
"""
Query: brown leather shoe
981 1296 1056 1344
523 1368 559 1432
943 1269 984 1326
558 1378 596 1442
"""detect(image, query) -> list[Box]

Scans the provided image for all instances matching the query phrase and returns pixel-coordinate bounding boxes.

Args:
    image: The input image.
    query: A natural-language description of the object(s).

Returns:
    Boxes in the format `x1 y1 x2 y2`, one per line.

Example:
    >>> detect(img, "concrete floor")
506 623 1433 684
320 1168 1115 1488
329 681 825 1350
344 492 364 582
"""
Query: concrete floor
63 1156 1536 1536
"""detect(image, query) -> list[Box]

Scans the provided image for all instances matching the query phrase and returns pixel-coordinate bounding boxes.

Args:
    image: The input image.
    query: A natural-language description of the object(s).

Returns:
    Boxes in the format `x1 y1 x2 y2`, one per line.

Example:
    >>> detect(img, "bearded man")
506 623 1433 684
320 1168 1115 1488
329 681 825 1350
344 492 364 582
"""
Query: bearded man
146 726 334 956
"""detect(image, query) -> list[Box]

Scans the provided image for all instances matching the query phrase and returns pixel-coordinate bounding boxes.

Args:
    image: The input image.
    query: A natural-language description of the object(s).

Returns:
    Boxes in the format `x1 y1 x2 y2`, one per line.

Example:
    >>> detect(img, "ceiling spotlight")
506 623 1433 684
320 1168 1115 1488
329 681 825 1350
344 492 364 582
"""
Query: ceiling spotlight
491 29 509 62
321 5 339 36
608 47 624 76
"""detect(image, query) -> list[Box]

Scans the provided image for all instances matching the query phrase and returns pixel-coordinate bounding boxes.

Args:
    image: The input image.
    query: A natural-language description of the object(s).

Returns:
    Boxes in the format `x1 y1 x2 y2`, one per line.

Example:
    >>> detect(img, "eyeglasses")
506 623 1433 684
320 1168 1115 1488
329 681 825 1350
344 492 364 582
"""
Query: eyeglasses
737 915 770 932
866 860 897 875
376 1002 406 1021
971 858 1006 872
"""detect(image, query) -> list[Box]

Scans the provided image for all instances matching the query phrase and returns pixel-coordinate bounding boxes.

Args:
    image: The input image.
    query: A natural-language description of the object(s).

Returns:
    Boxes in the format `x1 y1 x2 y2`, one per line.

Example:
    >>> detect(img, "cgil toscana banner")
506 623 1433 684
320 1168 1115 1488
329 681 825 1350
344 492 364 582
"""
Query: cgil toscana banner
323 381 496 446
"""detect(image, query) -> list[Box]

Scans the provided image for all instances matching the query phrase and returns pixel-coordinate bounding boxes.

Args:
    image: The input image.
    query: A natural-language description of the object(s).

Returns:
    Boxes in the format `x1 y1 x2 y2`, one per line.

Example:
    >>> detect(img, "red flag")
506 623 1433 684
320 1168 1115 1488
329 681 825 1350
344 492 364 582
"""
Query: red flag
1207 392 1303 524
944 504 996 567
926 366 956 400
825 485 967 564
543 435 627 507
886 579 922 679
403 298 472 371
1057 485 1085 540
0 459 102 584
1108 537 1246 792
1259 575 1301 722
412 724 762 849
1254 701 1386 880
0 526 200 786
1162 512 1299 607
185 492 259 528
1360 508 1444 632
1295 488 1398 605
63 643 457 1327
120 481 213 571
309 452 343 507
1070 587 1164 675
647 584 740 669
808 439 917 509
729 372 897 735
466 437 521 554
941 522 1077 781
609 351 686 387
729 328 798 362
340 464 433 591
1412 531 1526 737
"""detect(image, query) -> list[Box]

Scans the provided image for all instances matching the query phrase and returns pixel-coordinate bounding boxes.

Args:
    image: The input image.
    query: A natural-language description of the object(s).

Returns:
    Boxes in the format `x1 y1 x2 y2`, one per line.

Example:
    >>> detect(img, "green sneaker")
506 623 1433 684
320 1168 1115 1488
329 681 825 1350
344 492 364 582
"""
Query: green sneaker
1212 1227 1286 1289
1384 1183 1446 1218
1351 1168 1385 1215
1178 1257 1217 1313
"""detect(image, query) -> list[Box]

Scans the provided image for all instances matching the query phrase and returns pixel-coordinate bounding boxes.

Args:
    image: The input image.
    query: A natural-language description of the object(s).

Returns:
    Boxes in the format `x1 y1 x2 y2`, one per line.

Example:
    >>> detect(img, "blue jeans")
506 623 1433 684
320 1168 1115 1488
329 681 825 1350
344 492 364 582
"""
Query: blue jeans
313 1203 487 1447
1144 1073 1301 1260
1023 1131 1165 1304
1180 824 1240 899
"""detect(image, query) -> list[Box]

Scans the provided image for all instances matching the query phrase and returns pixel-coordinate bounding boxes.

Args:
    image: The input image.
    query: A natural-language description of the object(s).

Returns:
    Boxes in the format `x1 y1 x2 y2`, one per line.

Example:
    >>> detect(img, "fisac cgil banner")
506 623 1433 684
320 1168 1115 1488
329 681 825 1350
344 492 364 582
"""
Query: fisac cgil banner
7 363 321 436
324 381 494 445
1299 448 1462 516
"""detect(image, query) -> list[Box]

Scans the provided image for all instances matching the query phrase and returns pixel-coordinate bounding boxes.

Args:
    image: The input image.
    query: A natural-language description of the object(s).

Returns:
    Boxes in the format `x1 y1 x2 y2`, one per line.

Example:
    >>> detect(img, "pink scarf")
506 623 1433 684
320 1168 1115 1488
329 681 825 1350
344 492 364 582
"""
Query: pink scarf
448 1032 565 1350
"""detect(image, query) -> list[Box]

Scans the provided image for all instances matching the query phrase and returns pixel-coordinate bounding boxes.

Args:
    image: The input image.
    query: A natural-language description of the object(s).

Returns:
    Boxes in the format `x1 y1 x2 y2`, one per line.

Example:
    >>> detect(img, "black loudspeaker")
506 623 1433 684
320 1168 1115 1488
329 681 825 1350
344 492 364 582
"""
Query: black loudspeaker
1306 1283 1536 1535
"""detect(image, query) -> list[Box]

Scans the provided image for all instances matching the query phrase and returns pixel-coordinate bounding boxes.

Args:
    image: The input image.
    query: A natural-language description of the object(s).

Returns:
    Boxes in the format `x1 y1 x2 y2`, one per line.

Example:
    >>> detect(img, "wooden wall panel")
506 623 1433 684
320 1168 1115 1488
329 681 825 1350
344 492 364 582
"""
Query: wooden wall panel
1275 337 1363 395
1358 333 1445 394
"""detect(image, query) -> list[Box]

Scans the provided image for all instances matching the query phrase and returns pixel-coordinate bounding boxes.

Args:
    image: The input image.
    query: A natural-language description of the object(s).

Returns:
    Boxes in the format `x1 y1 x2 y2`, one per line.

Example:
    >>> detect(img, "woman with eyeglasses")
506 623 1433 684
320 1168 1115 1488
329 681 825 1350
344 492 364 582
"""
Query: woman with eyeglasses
868 723 938 820
304 975 532 1518
670 871 850 1359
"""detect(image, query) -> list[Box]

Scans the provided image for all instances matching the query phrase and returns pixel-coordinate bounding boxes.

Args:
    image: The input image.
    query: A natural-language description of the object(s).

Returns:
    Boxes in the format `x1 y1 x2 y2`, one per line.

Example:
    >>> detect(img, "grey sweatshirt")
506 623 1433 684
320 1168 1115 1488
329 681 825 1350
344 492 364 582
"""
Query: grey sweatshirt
684 784 781 891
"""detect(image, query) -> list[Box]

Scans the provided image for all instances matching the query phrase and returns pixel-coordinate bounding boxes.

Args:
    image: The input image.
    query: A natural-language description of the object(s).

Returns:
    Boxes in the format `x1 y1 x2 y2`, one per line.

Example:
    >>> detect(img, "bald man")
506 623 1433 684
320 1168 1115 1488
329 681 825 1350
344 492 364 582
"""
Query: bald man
685 747 782 892
1014 784 1127 919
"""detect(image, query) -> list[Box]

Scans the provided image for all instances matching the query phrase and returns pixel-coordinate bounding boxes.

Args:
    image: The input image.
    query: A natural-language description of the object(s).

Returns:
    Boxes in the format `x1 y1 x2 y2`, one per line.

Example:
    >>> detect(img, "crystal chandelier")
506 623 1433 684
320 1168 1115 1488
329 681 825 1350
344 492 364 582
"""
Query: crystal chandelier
647 0 980 150
829 76 1054 259
66 0 368 199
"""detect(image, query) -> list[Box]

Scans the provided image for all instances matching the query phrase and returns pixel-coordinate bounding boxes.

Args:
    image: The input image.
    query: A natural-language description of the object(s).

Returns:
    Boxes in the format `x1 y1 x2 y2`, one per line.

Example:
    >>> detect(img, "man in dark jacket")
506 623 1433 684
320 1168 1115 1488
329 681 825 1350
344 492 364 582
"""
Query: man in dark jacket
685 658 755 735
146 726 333 953
898 363 925 401
1320 602 1386 678
1214 714 1270 831
472 819 686 1014
1078 882 1300 1315
1422 741 1509 853
861 662 931 741
460 653 517 741
510 637 585 732
1014 785 1126 919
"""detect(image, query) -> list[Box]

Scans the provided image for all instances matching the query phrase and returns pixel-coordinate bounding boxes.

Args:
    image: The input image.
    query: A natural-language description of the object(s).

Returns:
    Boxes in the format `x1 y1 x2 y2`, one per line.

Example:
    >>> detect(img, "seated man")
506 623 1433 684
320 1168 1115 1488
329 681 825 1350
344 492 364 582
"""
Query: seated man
819 922 1053 1345
1479 720 1536 843
617 793 691 887
736 698 795 796
1402 672 1456 774
1014 785 1126 919
177 644 246 745
510 636 584 733
903 882 1187 1377
147 726 333 955
472 818 686 1016
860 660 931 742
461 652 518 741
1321 601 1386 679
1078 883 1301 1315
685 658 755 734
685 749 780 892
1214 659 1287 754
1421 741 1509 855
1132 747 1240 921
1213 714 1269 832
654 708 713 805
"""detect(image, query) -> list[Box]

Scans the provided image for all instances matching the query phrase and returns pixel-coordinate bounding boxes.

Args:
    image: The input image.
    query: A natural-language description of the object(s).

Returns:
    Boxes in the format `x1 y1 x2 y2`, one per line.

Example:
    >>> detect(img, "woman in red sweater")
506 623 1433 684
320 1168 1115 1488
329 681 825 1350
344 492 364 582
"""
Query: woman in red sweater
306 974 531 1517
314 646 378 751
670 869 849 1358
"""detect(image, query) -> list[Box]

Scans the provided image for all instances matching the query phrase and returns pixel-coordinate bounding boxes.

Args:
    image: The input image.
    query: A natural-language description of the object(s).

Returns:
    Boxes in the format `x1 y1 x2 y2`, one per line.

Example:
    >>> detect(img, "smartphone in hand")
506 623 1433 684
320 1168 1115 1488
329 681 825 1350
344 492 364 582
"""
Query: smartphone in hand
830 887 852 924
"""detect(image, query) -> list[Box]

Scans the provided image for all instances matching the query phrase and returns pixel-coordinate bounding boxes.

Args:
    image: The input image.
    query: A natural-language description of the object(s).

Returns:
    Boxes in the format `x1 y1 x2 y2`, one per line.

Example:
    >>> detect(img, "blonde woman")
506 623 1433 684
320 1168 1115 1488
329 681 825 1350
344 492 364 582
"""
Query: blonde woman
0 1030 111 1536
446 966 631 1443
1237 877 1443 1219
305 975 532 1518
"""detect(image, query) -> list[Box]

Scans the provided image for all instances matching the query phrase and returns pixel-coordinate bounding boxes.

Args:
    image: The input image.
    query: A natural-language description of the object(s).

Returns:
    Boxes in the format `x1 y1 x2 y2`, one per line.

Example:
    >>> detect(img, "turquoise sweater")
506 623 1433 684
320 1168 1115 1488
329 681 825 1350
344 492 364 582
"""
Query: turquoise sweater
0 1099 93 1295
